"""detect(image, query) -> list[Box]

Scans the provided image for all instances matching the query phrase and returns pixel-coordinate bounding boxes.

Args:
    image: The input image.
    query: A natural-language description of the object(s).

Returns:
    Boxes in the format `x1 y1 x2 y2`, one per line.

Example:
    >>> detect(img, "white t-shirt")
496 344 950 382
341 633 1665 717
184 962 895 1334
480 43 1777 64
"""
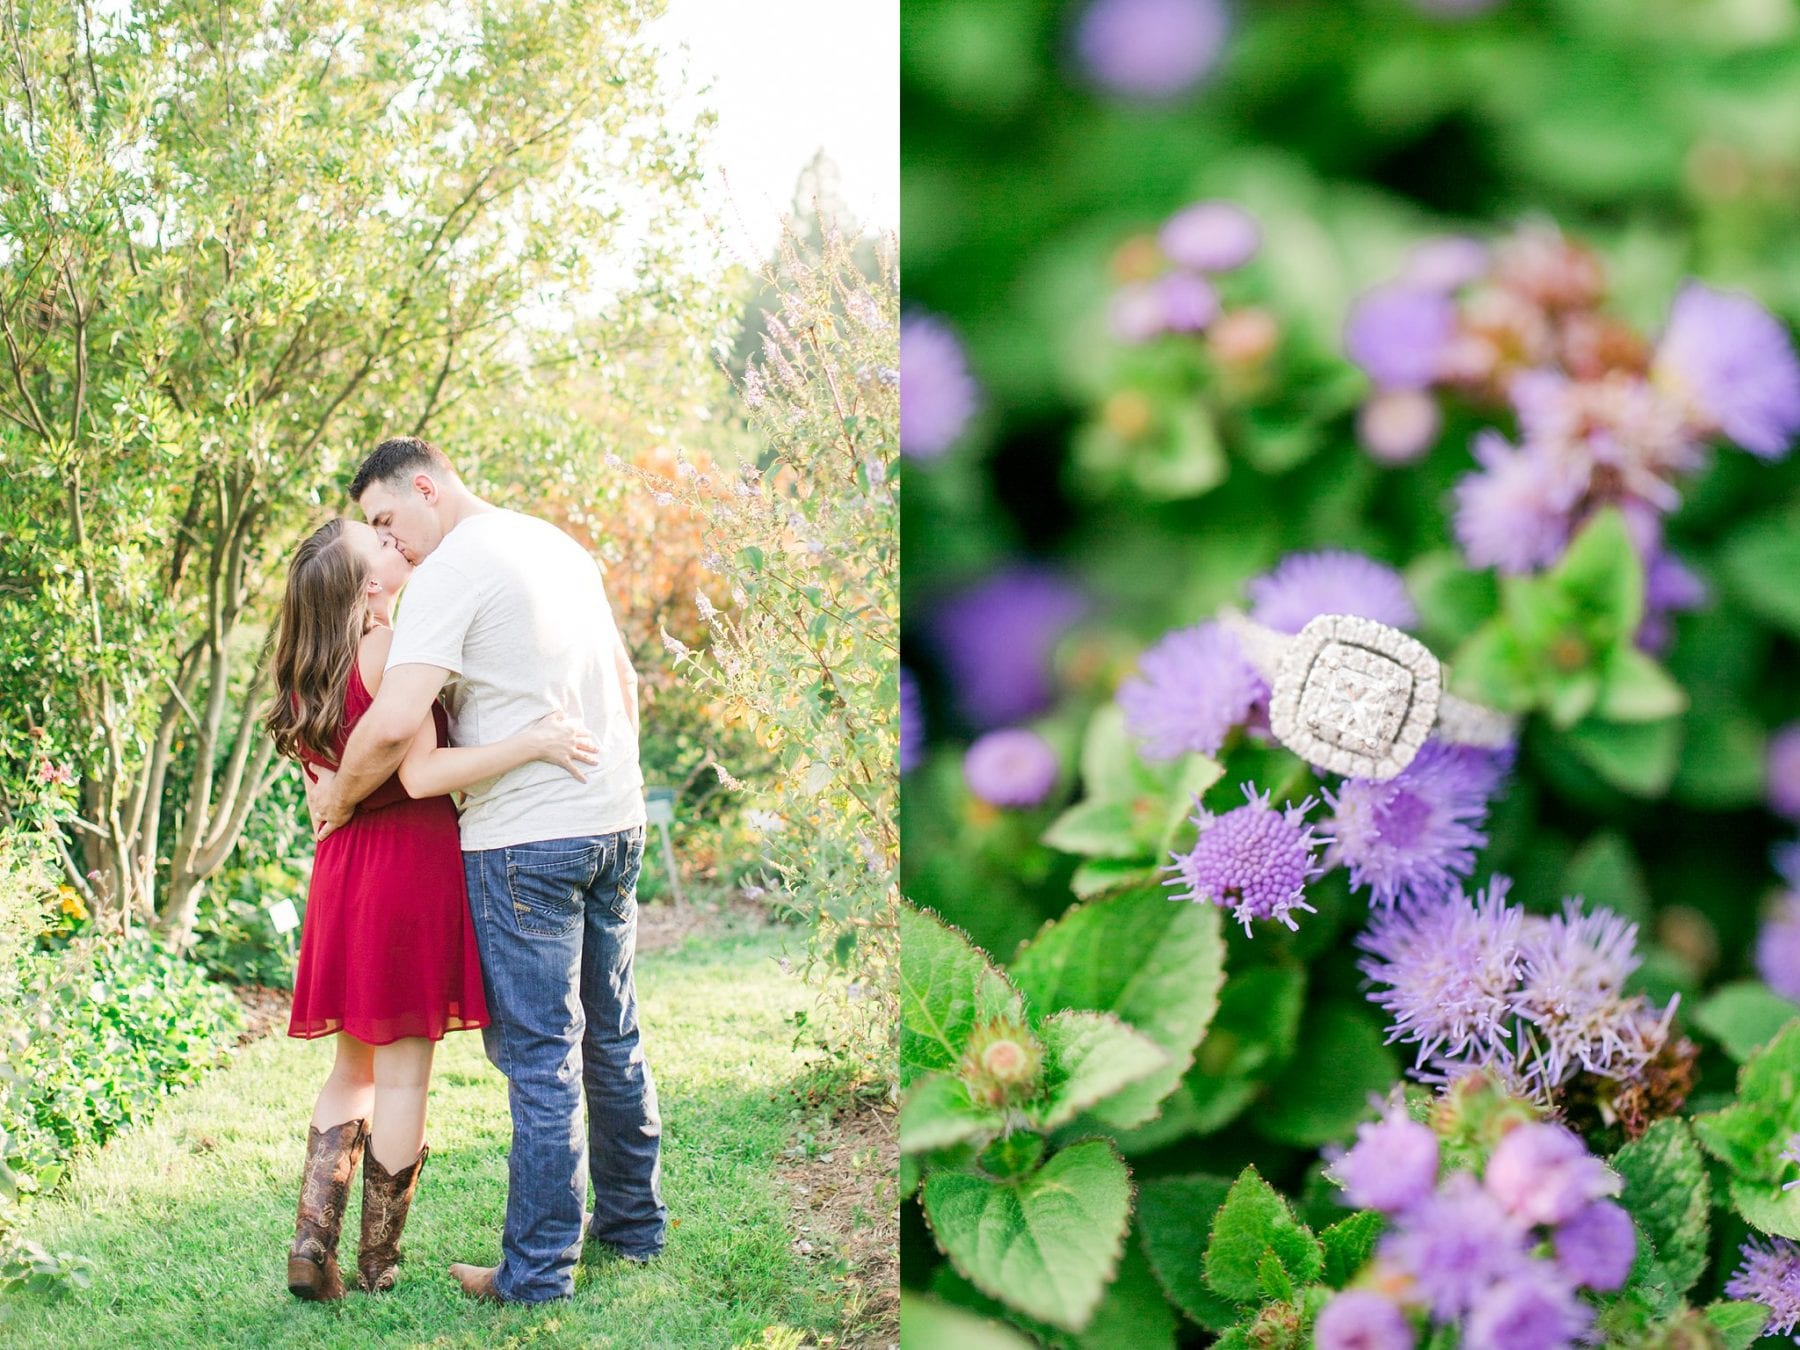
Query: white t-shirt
386 508 645 850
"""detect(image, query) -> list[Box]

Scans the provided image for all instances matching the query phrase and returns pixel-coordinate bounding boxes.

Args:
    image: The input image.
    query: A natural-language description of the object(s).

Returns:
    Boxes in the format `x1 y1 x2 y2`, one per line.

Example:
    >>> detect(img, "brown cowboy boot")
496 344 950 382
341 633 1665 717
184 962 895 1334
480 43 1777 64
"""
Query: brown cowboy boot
356 1144 429 1292
288 1117 369 1300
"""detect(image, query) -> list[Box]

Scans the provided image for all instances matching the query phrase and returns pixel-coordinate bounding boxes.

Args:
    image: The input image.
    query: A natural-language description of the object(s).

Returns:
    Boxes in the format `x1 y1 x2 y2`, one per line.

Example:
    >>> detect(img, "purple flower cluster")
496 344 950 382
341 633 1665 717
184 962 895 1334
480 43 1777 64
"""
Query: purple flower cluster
1165 783 1326 936
926 567 1086 730
1117 621 1266 760
900 666 924 776
1725 1237 1800 1339
1769 721 1800 822
1348 224 1800 651
1106 199 1259 344
1319 1114 1630 1350
1358 877 1679 1103
1245 550 1419 635
1310 1108 1634 1350
962 728 1060 809
1074 0 1230 101
1755 891 1800 1004
900 313 980 461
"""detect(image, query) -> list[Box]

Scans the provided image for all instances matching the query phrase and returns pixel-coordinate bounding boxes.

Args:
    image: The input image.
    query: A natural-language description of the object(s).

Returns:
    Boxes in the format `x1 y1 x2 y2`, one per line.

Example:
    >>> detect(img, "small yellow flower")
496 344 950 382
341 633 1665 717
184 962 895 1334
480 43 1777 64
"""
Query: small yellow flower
57 885 89 922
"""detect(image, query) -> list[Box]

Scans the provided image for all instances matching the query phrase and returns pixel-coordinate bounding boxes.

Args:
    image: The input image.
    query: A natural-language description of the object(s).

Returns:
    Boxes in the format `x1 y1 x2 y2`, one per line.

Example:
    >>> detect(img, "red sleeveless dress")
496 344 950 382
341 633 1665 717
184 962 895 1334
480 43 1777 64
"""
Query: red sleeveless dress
288 662 489 1043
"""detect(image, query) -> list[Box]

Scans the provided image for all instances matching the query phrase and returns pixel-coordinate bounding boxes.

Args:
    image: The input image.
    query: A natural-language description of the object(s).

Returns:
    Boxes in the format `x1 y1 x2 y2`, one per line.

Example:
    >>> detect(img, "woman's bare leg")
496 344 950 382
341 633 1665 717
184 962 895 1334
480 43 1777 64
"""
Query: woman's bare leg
312 1033 376 1128
370 1038 435 1169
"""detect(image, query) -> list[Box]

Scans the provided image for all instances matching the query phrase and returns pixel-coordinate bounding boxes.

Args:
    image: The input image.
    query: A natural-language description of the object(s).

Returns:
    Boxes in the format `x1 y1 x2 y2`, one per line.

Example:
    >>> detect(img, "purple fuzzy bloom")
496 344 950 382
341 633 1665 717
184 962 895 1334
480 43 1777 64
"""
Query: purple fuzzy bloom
1484 1122 1620 1226
900 666 924 775
1358 389 1442 465
1314 1289 1417 1350
1345 285 1457 391
1725 1237 1800 1338
927 568 1087 730
1769 722 1800 822
1246 550 1419 635
1157 270 1220 332
1655 281 1800 460
1326 739 1506 909
1461 1270 1592 1350
1117 622 1265 760
1165 783 1325 936
1074 0 1229 100
1512 901 1666 1091
1553 1199 1636 1292
1331 1105 1441 1215
1756 893 1800 1003
1380 1172 1533 1321
1159 200 1260 273
1402 235 1491 293
963 728 1060 808
900 314 980 460
1358 876 1524 1076
1453 431 1581 575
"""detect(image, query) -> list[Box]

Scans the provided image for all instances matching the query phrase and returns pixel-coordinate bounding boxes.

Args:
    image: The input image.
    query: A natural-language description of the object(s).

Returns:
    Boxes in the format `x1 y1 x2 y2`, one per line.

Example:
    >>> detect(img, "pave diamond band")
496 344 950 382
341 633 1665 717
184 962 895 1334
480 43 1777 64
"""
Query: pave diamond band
1218 607 1516 780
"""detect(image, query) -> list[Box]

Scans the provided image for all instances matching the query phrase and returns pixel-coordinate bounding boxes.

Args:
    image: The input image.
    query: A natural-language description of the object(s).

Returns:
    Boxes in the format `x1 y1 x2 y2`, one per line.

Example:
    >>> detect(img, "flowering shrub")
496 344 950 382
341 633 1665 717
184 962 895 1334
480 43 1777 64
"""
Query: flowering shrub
902 0 1800 1340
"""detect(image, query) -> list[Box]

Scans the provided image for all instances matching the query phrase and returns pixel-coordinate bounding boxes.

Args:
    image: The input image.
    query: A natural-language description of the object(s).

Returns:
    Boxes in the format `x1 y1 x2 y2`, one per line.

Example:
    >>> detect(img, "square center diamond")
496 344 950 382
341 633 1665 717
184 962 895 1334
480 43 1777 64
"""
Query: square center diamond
1297 642 1412 757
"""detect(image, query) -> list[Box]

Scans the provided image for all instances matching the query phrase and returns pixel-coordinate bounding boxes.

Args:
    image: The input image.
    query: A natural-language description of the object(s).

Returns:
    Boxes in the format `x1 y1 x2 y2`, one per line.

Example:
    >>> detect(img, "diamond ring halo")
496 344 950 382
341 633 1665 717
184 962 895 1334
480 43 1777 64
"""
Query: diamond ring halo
1217 608 1516 780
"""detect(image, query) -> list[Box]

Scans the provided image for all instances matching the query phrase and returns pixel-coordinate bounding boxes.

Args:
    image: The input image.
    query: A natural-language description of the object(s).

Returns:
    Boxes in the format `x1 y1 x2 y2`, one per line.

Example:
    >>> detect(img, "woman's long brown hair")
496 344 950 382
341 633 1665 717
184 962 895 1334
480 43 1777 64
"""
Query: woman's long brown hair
265 519 370 766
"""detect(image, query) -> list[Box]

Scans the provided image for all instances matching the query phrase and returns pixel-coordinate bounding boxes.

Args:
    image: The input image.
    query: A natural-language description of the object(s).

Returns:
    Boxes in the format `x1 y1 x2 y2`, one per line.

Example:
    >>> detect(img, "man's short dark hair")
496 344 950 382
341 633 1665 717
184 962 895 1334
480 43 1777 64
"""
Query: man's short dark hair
349 436 458 501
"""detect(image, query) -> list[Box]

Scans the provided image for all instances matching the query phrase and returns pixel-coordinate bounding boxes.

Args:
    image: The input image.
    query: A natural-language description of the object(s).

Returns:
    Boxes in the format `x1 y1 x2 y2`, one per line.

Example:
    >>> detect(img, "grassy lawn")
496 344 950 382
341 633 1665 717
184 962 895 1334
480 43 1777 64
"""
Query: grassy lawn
0 916 845 1348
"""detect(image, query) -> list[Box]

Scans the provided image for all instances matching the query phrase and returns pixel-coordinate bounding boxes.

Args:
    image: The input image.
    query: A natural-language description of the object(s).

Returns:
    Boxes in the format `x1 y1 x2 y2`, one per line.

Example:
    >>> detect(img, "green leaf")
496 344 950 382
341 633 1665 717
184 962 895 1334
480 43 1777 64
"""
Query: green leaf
1702 1299 1773 1349
900 1292 1038 1349
1595 646 1687 723
1042 799 1142 859
1011 888 1225 1129
1672 709 1767 809
1722 512 1800 638
901 1073 1004 1154
1406 549 1498 649
1611 1119 1710 1297
1694 982 1800 1064
1695 1022 1800 1234
1447 620 1536 714
929 1240 1179 1350
1136 1175 1240 1331
1319 1211 1383 1287
1069 859 1157 899
1079 703 1140 803
1729 1180 1800 1239
1255 1003 1399 1147
923 1139 1134 1333
900 904 1026 1089
1549 505 1644 645
1255 1249 1295 1303
1033 1010 1170 1130
1203 1165 1323 1306
1562 831 1651 927
1544 669 1601 729
1564 716 1682 797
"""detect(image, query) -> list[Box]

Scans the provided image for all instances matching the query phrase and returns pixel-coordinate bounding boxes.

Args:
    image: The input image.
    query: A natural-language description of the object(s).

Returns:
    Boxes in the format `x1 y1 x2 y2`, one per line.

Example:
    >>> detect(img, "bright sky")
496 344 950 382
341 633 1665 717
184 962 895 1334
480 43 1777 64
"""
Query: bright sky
646 0 899 255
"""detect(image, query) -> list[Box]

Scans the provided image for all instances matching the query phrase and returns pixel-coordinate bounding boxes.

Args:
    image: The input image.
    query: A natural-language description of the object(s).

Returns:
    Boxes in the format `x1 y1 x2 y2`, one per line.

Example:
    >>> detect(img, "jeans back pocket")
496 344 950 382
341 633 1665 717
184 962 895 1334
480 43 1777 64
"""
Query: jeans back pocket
504 841 602 938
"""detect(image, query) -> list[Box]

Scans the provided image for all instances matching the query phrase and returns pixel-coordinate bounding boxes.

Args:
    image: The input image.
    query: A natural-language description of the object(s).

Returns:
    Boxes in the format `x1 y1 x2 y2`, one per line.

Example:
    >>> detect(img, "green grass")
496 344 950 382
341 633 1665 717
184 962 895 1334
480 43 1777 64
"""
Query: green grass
0 918 842 1348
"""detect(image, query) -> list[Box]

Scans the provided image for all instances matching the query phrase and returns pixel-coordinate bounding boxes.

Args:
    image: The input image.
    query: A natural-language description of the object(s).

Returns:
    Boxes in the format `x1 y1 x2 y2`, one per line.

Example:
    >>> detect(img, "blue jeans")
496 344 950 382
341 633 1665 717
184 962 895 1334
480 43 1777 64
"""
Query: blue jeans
464 826 667 1302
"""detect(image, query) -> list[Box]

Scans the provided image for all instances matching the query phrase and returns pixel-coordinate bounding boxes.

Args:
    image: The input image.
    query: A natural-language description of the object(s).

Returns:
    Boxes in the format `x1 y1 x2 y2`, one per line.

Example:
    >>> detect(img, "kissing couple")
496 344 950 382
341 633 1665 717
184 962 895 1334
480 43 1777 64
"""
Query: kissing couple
263 435 667 1303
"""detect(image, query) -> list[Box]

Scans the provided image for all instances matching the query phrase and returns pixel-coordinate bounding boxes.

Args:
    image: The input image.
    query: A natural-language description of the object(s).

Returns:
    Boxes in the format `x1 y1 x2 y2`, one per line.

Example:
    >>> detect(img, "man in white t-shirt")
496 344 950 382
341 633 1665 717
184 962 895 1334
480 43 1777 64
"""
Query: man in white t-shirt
315 435 667 1303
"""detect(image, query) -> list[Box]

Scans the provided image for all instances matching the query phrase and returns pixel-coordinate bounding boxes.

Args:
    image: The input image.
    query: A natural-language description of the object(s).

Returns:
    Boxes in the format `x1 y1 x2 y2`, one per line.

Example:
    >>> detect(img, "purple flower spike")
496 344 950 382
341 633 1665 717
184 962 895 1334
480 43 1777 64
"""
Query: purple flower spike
1117 622 1265 760
1453 431 1581 575
1246 550 1419 635
1484 1121 1620 1226
1314 1289 1417 1350
1345 285 1457 391
1357 877 1524 1075
1725 1237 1800 1338
1461 1271 1591 1350
1379 1172 1533 1321
1358 389 1442 465
1655 281 1800 460
963 729 1060 808
1326 739 1505 909
928 568 1087 730
1075 0 1230 100
1331 1104 1441 1215
901 666 925 776
1159 200 1260 273
1165 783 1325 936
1768 722 1800 822
1553 1199 1636 1291
1758 894 1800 1004
900 314 980 460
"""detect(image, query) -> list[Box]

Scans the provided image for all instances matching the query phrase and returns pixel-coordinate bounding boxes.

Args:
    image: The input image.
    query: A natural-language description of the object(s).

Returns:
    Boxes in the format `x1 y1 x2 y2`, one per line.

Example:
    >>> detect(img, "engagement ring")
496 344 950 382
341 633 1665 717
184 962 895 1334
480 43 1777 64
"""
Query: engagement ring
1217 608 1517 781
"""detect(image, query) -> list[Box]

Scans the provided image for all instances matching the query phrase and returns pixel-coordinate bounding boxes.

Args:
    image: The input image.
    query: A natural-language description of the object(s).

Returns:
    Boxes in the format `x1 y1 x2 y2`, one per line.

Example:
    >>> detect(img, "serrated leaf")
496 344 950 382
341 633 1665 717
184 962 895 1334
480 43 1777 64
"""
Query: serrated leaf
1069 858 1158 899
1730 1180 1800 1239
1694 982 1800 1063
1611 1119 1710 1296
901 1073 1004 1154
899 1292 1037 1349
1011 888 1224 1129
923 1140 1134 1333
1695 1021 1800 1233
1319 1211 1384 1287
1042 799 1142 859
1255 1249 1295 1302
1033 1010 1170 1130
931 1235 1179 1350
1203 1166 1323 1306
1137 1175 1239 1331
1702 1299 1773 1349
900 904 1026 1089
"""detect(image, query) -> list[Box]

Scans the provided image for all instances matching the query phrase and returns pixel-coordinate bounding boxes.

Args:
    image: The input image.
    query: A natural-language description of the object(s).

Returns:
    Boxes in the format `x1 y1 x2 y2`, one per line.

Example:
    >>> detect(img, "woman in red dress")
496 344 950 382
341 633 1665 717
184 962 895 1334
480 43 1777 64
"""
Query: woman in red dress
265 517 598 1300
